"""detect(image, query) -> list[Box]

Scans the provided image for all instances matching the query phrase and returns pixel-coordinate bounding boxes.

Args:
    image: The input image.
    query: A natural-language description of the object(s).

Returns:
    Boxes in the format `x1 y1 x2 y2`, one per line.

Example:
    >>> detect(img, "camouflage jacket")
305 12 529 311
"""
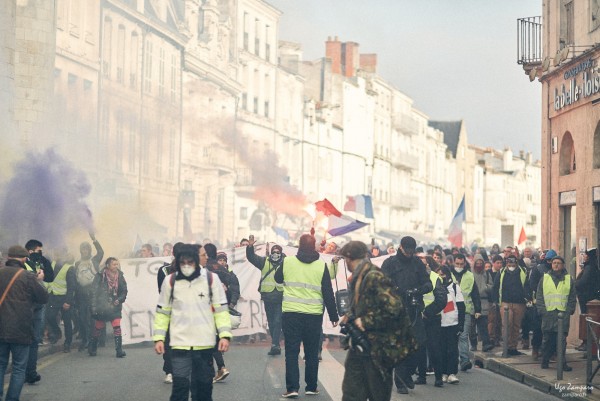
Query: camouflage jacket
349 260 418 377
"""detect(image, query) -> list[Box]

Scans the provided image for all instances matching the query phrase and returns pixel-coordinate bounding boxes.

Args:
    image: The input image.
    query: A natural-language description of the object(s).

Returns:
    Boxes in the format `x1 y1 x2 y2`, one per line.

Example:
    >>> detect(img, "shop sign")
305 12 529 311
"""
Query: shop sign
554 58 600 111
559 190 576 206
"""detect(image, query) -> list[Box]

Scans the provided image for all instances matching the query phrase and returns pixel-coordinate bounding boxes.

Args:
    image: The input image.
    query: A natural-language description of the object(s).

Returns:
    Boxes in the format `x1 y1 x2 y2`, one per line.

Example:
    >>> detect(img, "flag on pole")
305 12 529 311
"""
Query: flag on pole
518 226 527 245
343 194 374 219
315 198 342 217
448 195 465 248
327 214 369 236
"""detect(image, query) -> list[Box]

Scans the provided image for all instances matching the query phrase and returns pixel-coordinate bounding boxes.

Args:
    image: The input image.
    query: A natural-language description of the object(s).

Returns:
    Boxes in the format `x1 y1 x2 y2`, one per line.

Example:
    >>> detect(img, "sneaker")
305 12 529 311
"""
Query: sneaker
447 374 460 384
541 361 549 369
268 345 281 356
415 376 426 385
426 367 435 375
434 379 444 387
282 390 299 398
507 349 525 356
563 364 573 372
306 389 320 395
164 373 173 384
63 344 71 353
442 374 448 383
460 361 472 371
397 385 409 394
213 368 230 383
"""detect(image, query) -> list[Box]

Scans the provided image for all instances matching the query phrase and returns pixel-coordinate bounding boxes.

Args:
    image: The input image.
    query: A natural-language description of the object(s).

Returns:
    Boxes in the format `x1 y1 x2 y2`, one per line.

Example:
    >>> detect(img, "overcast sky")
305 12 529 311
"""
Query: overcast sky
268 0 542 159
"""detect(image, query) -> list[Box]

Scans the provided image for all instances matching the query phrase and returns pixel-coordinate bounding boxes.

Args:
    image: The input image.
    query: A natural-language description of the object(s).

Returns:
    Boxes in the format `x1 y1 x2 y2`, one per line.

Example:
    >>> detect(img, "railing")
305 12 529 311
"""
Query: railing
392 150 418 170
393 113 419 136
517 16 542 64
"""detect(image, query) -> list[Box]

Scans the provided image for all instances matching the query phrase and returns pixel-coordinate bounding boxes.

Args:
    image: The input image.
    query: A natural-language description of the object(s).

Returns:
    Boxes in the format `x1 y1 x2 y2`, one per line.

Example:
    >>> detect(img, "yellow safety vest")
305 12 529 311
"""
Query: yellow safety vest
282 256 325 315
499 267 527 304
452 270 475 314
49 263 72 296
423 271 442 315
542 273 570 311
259 260 283 293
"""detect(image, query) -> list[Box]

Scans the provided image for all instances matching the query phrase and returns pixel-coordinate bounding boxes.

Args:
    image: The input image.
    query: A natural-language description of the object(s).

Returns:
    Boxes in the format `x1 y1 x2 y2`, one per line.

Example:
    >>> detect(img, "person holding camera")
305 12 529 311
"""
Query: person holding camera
381 236 432 395
339 241 416 401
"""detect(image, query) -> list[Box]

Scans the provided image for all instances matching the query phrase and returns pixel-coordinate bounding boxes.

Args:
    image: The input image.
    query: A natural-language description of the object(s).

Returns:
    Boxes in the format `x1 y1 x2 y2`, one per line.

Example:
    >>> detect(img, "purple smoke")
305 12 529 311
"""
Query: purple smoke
0 148 94 248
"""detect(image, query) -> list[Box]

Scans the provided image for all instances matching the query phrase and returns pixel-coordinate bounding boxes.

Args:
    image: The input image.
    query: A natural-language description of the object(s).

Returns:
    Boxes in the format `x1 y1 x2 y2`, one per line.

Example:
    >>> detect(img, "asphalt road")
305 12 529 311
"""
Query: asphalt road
10 340 555 401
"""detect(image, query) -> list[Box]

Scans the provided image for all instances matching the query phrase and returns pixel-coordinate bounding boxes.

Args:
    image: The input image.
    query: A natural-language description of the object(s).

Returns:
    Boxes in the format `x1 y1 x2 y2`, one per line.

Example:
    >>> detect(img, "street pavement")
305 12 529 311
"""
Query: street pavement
9 339 557 401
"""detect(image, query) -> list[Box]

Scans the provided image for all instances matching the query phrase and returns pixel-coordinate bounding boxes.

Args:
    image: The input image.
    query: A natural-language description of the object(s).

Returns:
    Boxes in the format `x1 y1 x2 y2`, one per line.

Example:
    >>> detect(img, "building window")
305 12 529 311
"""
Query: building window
130 32 139 89
243 12 249 50
170 54 177 102
593 0 600 32
142 124 150 176
265 25 270 62
559 131 576 175
254 19 260 56
117 25 125 84
159 48 166 98
240 207 248 220
264 100 269 118
103 17 112 78
253 97 258 114
241 93 247 110
70 0 81 37
594 121 600 168
144 40 153 93
560 0 575 47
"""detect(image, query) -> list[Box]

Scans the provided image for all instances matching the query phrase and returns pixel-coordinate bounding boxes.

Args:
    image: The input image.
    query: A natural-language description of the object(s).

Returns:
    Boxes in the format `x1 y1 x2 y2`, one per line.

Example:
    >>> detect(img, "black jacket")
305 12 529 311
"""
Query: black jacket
206 258 240 306
380 252 433 311
91 270 128 321
575 261 600 303
493 267 531 304
0 260 49 344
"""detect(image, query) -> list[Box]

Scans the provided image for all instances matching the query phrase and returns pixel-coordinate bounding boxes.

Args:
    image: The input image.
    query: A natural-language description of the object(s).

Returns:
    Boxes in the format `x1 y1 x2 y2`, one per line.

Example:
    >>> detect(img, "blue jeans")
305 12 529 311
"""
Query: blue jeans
263 299 282 347
458 313 472 365
0 342 30 401
26 305 44 379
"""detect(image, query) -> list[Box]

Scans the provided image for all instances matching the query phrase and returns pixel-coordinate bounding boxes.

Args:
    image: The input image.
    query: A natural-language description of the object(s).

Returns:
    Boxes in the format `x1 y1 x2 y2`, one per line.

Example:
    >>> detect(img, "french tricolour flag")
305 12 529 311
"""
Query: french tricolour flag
343 194 374 219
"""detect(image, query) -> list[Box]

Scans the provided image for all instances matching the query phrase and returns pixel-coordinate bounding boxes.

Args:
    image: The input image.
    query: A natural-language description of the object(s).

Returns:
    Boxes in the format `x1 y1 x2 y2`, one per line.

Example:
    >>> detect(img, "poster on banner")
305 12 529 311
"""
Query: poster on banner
119 244 391 345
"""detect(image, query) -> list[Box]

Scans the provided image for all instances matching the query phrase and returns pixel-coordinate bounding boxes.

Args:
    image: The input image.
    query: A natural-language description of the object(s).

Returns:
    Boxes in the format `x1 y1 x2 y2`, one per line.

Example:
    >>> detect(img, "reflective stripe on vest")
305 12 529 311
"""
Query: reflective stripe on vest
423 271 441 315
499 267 527 304
49 263 72 295
452 270 475 314
543 273 570 311
282 256 325 315
260 260 283 293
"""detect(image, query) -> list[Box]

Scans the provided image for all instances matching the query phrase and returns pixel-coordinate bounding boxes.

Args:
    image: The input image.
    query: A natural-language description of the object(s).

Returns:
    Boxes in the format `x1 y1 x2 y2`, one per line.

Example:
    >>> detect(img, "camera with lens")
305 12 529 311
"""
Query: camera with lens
340 316 371 354
405 288 420 307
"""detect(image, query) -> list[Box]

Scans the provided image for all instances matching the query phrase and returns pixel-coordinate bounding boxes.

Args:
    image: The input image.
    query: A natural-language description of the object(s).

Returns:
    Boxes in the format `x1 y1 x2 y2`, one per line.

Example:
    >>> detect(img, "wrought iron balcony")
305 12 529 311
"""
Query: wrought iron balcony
517 16 542 65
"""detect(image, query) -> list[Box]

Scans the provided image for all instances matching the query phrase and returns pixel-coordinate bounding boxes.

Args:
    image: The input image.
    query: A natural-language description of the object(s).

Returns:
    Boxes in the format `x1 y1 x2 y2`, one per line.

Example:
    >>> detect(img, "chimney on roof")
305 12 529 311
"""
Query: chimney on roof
360 54 377 73
325 36 342 74
342 41 359 77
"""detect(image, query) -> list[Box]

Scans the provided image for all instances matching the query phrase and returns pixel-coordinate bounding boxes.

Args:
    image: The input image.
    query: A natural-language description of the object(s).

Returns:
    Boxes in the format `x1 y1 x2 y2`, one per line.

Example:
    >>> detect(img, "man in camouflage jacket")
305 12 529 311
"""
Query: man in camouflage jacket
339 241 417 401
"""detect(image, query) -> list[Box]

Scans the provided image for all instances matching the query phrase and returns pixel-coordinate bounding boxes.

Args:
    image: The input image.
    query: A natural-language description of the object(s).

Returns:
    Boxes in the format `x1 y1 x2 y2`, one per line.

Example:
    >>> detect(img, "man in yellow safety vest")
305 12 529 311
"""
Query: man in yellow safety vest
274 234 339 399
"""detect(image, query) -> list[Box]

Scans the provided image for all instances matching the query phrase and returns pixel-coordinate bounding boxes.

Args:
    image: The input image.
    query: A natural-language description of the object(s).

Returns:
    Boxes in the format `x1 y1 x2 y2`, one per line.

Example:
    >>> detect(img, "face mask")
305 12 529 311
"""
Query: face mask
507 266 516 272
180 264 196 277
270 252 281 262
454 267 464 273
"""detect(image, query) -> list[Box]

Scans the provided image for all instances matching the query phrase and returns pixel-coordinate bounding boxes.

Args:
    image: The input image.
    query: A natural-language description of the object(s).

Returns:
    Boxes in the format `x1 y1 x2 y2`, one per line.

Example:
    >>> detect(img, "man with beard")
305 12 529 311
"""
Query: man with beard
73 233 104 352
381 236 432 395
